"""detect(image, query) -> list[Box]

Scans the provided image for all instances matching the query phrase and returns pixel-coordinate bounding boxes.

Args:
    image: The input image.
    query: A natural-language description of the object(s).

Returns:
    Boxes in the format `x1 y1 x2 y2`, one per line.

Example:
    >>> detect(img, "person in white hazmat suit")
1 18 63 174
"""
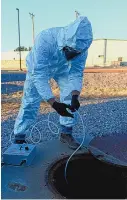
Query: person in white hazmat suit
14 16 93 149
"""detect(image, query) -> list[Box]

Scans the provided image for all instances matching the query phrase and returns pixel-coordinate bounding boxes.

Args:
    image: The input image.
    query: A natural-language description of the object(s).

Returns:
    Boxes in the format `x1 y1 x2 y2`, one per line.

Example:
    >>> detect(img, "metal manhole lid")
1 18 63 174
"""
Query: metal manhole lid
89 134 127 167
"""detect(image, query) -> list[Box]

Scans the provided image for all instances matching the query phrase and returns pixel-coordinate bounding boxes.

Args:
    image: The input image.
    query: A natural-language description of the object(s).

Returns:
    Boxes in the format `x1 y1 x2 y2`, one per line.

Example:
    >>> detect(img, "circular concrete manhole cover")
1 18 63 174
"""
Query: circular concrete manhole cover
47 153 127 199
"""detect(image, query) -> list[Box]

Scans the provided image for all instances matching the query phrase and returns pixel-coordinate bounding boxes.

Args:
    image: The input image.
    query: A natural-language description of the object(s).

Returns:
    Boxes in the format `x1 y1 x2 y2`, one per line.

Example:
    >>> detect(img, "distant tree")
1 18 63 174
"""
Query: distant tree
28 47 32 51
14 46 29 51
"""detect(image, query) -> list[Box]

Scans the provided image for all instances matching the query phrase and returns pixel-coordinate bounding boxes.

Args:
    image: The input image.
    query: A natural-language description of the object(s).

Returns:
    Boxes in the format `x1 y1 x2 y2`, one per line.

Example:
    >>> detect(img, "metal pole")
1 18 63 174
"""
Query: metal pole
104 39 107 67
16 8 22 71
29 13 35 45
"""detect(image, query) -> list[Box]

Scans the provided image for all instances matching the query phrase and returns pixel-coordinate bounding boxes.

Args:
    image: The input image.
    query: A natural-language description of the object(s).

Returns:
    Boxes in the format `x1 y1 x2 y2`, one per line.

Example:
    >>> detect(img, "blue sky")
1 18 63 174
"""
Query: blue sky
1 0 127 51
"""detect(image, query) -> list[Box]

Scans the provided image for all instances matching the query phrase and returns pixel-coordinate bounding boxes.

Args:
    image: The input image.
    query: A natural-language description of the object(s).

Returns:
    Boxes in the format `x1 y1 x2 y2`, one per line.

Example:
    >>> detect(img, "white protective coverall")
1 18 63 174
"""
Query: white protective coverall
14 16 93 138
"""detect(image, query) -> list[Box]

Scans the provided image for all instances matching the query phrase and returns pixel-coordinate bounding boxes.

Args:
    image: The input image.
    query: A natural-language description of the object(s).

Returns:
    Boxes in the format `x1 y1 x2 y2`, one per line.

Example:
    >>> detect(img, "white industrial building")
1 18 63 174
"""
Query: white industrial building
1 51 28 60
86 39 127 67
1 39 127 70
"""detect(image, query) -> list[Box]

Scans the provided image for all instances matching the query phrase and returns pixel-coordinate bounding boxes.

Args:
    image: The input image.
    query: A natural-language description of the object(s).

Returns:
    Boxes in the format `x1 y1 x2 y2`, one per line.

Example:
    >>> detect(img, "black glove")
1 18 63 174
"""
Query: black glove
71 95 80 112
52 101 74 118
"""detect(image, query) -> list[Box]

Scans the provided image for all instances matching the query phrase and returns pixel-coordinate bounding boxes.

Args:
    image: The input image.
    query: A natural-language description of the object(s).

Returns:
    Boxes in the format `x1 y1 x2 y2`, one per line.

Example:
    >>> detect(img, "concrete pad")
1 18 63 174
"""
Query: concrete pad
89 134 127 167
1 139 88 199
2 134 126 199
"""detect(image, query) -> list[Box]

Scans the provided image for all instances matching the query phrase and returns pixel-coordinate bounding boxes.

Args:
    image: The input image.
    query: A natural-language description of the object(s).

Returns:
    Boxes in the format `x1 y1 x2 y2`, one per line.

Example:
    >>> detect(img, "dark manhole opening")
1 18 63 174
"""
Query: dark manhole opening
48 154 127 199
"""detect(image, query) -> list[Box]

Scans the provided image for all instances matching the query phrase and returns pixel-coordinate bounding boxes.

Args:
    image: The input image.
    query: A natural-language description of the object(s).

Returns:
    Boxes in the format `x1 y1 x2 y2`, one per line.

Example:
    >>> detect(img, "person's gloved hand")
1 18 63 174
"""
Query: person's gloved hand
52 101 74 118
71 95 80 112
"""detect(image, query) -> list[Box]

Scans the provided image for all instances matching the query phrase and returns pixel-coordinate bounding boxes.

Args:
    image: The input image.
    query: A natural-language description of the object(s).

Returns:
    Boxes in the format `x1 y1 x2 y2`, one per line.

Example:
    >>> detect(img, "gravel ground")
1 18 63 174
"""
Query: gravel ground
1 96 127 155
1 72 127 156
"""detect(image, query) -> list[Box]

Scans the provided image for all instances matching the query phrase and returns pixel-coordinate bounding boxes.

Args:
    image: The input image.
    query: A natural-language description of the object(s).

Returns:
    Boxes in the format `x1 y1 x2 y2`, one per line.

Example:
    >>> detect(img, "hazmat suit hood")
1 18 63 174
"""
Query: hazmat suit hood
57 16 93 52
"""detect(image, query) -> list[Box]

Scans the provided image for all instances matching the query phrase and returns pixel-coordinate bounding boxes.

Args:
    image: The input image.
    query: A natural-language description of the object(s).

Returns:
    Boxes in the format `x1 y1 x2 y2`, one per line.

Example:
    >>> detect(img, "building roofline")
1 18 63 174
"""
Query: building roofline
93 38 127 41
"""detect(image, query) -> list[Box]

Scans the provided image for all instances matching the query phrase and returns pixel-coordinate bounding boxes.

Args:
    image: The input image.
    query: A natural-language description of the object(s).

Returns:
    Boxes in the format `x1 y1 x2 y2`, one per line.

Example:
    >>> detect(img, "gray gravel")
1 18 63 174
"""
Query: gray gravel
1 72 127 155
1 96 127 155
